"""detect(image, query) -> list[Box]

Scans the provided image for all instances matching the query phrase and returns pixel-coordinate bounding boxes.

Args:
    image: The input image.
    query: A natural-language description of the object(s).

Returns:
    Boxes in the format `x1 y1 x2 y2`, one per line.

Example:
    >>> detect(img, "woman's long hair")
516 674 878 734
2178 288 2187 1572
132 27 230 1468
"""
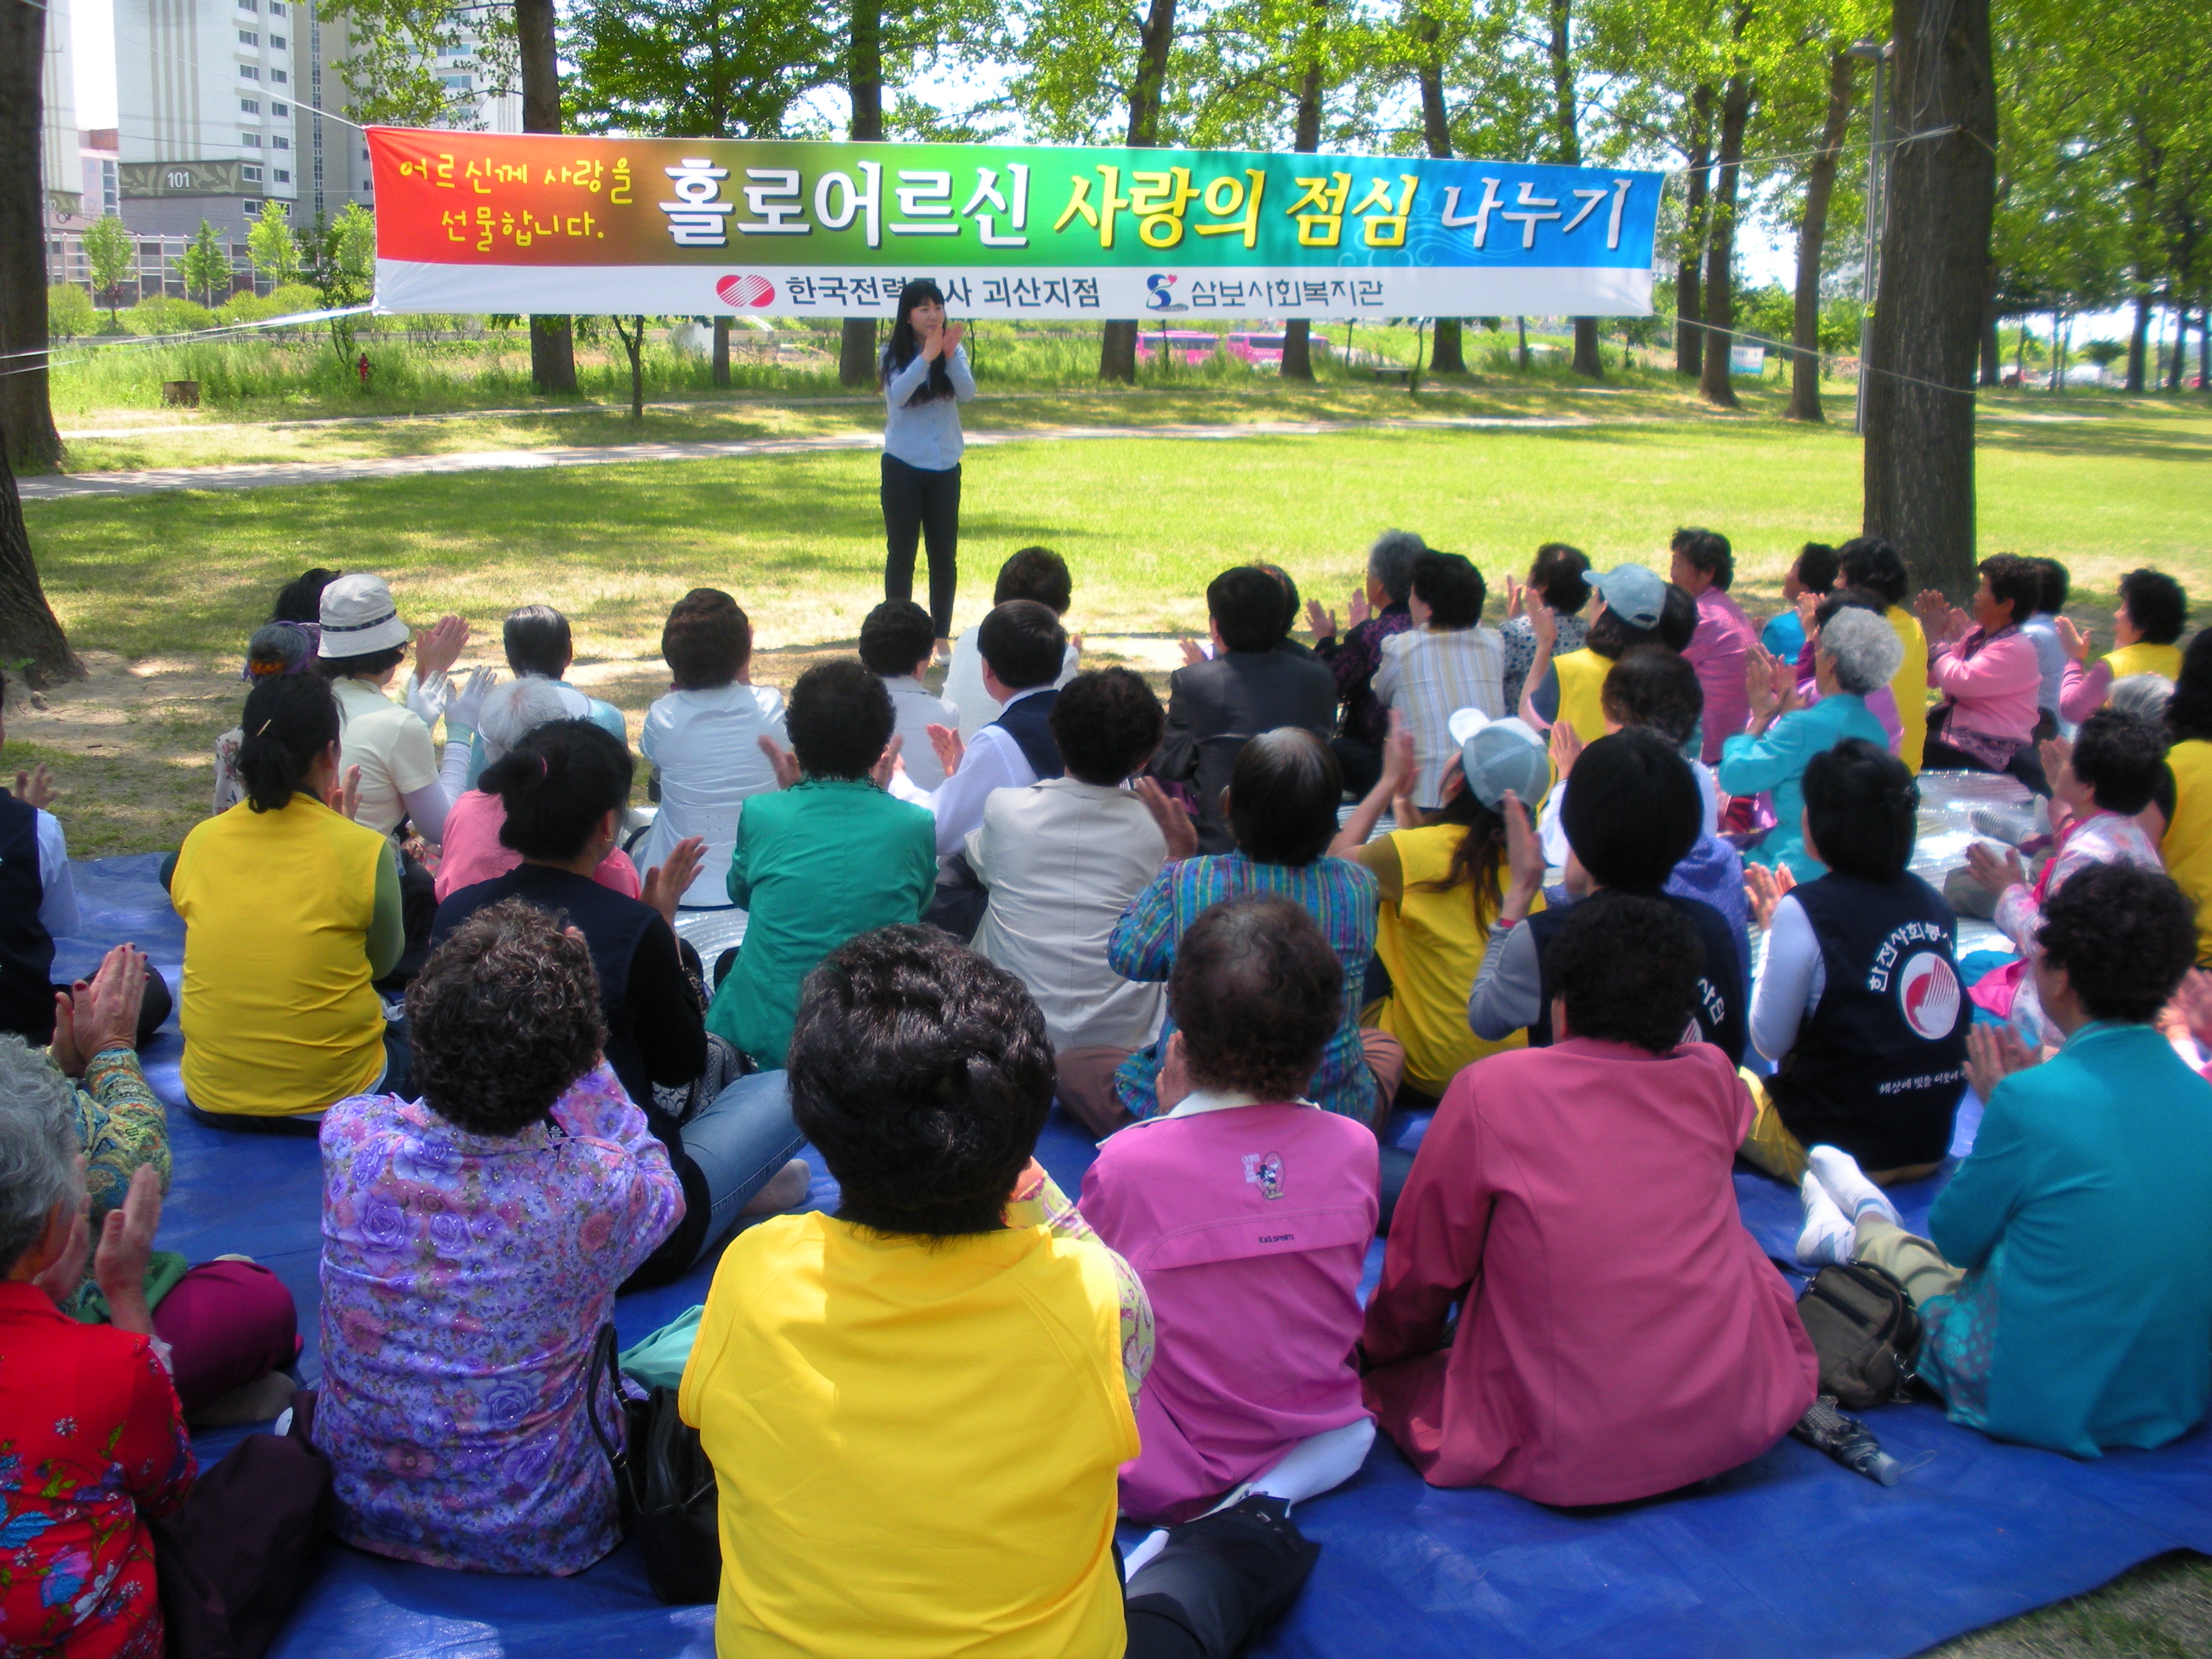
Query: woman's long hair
880 280 956 406
1412 775 1509 923
2168 631 2212 744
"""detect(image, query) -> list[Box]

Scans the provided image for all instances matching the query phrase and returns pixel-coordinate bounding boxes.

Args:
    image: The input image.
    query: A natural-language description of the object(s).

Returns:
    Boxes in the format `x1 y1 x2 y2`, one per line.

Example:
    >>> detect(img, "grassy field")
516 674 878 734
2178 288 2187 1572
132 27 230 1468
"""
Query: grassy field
9 383 2212 1652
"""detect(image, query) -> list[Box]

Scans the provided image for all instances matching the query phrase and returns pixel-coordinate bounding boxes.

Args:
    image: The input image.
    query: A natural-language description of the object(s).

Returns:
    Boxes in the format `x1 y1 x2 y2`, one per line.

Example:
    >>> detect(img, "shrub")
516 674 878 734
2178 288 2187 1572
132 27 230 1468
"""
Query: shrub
47 284 96 340
122 295 215 337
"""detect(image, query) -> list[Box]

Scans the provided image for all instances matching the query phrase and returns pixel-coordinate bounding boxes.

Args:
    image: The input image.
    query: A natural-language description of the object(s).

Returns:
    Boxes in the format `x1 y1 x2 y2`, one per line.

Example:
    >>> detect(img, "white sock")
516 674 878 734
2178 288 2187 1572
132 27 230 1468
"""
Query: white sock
1124 1529 1170 1577
1808 1145 1902 1229
1247 1419 1377 1509
1795 1172 1857 1267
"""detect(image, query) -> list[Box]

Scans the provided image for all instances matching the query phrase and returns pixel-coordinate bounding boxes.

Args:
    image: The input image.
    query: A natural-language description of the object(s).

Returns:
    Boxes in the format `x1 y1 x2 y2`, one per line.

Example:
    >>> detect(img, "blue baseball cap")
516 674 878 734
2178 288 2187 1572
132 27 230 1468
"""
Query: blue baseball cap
1583 564 1666 629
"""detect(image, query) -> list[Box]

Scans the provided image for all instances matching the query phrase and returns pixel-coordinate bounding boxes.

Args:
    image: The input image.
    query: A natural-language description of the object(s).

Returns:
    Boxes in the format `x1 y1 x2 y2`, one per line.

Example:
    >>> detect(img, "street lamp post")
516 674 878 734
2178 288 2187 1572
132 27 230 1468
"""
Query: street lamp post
1849 38 1891 436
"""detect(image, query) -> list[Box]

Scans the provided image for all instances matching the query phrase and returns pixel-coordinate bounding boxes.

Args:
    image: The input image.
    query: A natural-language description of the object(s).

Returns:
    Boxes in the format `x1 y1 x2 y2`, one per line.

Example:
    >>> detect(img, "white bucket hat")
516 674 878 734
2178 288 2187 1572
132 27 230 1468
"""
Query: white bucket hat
1446 708 1552 810
316 573 411 658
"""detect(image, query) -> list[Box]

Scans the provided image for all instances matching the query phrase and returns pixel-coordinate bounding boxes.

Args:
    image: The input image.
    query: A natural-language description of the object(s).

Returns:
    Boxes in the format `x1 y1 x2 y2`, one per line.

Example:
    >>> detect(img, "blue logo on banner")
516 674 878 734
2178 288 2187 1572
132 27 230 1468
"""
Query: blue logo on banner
1145 273 1188 312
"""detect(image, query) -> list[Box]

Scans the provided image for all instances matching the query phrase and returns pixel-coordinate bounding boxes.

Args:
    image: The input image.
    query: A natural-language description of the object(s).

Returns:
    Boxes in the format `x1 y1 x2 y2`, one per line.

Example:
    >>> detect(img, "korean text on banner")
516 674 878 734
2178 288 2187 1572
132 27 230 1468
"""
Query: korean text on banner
368 130 1663 321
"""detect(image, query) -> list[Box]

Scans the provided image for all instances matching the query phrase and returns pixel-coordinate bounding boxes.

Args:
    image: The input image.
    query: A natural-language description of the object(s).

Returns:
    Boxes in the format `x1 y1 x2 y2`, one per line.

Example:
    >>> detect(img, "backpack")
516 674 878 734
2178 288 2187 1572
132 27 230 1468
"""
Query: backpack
588 1324 722 1605
1795 1261 1923 1410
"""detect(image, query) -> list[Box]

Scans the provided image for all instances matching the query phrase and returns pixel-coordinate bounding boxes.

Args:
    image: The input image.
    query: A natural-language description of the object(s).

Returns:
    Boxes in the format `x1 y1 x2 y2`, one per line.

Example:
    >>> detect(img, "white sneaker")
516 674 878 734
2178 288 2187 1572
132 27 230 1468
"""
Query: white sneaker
1808 1144 1903 1229
1795 1173 1857 1267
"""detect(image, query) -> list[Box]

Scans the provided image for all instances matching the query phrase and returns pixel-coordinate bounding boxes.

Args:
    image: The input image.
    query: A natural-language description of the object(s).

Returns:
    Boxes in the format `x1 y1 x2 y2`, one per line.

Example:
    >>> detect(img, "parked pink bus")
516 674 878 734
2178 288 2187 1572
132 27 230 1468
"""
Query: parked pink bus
1134 329 1221 365
1225 331 1291 367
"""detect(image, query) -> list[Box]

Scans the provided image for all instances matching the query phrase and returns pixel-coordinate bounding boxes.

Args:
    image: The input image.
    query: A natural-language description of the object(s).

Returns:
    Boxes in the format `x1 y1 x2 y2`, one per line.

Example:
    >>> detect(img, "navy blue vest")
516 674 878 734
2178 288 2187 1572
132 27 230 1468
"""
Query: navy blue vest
1767 870 1967 1170
0 794 55 1044
990 688 1064 780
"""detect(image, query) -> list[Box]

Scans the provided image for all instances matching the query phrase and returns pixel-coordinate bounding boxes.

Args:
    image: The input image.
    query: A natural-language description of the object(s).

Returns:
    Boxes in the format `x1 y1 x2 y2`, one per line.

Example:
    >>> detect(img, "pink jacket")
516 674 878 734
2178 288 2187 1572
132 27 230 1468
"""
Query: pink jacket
1361 1038 1817 1506
434 788 642 902
1685 587 1758 763
1928 627 2040 748
1079 1101 1378 1524
2059 659 2113 726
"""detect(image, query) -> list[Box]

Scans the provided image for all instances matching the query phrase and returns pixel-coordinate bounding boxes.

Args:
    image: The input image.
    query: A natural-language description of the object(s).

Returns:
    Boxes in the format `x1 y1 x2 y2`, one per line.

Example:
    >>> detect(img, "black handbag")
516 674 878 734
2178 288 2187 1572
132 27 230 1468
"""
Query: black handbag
588 1324 722 1605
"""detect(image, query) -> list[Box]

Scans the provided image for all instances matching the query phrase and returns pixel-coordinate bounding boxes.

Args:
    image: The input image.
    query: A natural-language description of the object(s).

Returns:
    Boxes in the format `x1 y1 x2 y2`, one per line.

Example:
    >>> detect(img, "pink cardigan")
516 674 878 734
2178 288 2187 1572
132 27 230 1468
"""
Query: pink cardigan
1928 627 2040 748
1684 587 1759 763
1361 1037 1817 1506
1079 1101 1378 1524
434 788 643 902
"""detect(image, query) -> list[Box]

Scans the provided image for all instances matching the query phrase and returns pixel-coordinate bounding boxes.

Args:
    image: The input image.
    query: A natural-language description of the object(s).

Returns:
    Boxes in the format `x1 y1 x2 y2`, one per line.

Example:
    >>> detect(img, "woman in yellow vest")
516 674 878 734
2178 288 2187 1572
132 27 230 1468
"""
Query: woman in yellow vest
2159 633 2212 962
1838 537 1930 776
2057 568 2188 723
1518 564 1690 746
1330 712 1552 1100
171 674 406 1124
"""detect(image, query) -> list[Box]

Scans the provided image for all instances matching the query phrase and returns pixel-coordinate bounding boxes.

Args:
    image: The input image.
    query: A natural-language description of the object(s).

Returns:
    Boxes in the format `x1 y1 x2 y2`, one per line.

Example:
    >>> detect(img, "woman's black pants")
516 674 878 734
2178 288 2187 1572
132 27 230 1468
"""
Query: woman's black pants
882 452 961 638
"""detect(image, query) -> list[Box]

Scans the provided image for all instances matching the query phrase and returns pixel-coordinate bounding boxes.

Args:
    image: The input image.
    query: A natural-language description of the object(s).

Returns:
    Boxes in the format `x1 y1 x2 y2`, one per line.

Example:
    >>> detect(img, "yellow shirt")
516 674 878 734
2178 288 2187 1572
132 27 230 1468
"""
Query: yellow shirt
680 1212 1138 1659
1553 648 1612 746
1369 824 1535 1095
1887 607 1929 776
2106 641 2182 682
171 796 389 1116
2163 740 2212 963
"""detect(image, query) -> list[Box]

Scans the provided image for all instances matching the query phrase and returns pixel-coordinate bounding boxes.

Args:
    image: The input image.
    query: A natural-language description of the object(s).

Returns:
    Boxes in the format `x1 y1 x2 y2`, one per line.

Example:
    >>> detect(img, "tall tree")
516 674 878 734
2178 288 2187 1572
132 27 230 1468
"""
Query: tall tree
1863 0 1997 597
1278 0 1327 383
1697 5 1755 408
0 0 62 471
1546 0 1601 377
1787 50 1856 421
517 0 579 394
1099 0 1181 383
0 449 81 686
1409 0 1464 373
83 216 137 327
1675 88 1713 378
840 2 886 388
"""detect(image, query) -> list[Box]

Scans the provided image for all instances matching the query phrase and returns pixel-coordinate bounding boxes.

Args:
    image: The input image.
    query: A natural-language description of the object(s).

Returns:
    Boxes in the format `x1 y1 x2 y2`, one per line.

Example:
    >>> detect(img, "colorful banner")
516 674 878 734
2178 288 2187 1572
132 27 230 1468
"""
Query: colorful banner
367 128 1662 320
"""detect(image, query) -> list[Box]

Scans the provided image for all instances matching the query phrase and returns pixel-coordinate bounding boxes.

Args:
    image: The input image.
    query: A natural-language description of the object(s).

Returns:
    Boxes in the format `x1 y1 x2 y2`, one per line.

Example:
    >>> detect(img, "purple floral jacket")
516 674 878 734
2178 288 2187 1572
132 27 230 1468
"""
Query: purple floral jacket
315 1063 683 1575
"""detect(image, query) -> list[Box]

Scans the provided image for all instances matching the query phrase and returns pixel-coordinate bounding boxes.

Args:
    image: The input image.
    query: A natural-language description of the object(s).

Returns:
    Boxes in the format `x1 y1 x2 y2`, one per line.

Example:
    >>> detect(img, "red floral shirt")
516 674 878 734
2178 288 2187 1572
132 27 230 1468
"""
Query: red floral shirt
0 1282 193 1659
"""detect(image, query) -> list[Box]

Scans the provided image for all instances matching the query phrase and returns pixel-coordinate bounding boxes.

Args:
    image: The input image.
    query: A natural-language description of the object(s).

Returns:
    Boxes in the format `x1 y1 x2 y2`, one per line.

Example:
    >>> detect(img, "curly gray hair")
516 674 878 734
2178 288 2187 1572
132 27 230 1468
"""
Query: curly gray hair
1366 529 1427 605
0 1037 82 1275
2109 673 2174 724
1818 605 1906 696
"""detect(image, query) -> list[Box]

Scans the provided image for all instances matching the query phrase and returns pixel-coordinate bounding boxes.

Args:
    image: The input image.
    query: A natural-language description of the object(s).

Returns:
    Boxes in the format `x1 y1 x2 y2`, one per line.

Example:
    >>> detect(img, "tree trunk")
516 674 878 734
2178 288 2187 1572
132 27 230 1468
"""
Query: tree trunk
0 0 63 471
2199 308 2209 390
1788 52 1855 421
1698 69 1754 408
1102 0 1180 385
2171 306 2188 391
841 0 884 389
2051 309 2065 393
1516 315 1529 369
1676 89 1712 378
712 316 731 387
2126 295 2150 392
1862 0 1997 599
1278 0 1325 384
1414 12 1464 374
517 0 578 396
614 317 646 420
1979 317 1999 386
0 447 81 687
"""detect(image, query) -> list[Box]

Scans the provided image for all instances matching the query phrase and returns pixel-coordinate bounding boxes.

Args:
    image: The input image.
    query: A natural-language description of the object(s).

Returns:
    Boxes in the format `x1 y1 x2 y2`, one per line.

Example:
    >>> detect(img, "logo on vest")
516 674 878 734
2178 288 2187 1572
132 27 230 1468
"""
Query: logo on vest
1242 1151 1285 1200
1897 951 1960 1041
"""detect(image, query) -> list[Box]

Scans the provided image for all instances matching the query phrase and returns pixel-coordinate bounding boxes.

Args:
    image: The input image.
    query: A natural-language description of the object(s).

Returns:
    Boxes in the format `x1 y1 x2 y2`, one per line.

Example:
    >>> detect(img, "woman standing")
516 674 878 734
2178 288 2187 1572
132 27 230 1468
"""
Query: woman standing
880 280 976 655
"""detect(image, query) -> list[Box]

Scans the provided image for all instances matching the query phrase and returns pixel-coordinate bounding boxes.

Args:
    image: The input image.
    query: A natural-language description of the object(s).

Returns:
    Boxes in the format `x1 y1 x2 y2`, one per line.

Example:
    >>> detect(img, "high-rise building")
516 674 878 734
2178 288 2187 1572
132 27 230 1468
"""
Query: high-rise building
115 0 519 242
42 0 82 221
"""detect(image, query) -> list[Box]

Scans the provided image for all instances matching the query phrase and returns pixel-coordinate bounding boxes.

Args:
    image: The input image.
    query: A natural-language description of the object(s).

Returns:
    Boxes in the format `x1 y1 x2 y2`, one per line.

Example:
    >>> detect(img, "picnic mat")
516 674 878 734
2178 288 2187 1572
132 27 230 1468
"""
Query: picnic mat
64 848 2211 1659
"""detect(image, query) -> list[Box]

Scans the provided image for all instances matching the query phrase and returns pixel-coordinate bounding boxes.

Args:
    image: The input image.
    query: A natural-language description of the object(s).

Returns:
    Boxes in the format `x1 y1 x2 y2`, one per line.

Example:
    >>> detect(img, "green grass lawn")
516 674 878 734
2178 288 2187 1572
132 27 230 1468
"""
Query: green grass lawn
10 389 2212 1651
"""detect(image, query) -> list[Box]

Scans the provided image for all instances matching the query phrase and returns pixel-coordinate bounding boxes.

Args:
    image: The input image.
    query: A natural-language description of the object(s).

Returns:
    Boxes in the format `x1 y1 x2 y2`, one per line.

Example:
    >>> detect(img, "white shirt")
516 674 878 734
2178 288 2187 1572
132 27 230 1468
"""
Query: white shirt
881 675 960 791
33 809 77 939
1372 626 1506 809
890 686 1050 860
1749 893 1826 1062
946 629 1081 742
964 777 1168 1051
638 682 788 906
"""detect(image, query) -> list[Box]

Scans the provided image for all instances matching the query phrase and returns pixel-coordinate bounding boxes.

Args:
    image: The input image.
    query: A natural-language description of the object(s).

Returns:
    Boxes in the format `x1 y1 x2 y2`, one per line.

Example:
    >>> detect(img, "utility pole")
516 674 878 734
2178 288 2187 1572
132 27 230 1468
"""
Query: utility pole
1850 38 1889 435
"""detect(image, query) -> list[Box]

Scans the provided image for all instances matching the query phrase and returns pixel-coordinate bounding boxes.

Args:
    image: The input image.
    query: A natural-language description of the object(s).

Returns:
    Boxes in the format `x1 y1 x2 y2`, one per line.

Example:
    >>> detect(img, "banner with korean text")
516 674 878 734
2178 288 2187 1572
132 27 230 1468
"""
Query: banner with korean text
367 127 1663 321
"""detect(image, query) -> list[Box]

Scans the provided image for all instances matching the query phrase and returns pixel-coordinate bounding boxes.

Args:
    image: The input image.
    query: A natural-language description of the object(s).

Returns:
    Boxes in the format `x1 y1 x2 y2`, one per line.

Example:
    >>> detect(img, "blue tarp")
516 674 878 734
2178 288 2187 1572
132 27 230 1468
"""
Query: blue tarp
68 853 2210 1659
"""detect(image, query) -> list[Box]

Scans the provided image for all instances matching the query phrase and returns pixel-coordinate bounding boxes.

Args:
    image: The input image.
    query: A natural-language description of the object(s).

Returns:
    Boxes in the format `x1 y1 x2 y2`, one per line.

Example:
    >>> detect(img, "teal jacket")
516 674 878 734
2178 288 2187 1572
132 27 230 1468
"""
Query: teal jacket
1922 1021 2212 1456
1716 692 1889 882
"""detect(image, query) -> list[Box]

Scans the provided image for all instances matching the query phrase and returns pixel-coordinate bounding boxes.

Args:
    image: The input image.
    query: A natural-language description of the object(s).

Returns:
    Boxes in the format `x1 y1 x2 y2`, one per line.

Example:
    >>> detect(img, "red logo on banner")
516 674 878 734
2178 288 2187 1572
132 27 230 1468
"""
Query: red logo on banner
716 274 775 307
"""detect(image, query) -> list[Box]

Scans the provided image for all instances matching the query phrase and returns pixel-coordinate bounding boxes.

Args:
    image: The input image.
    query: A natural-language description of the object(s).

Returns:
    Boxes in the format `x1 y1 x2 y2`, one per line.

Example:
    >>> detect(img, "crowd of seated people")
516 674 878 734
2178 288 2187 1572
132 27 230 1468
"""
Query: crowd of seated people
7 527 2212 1659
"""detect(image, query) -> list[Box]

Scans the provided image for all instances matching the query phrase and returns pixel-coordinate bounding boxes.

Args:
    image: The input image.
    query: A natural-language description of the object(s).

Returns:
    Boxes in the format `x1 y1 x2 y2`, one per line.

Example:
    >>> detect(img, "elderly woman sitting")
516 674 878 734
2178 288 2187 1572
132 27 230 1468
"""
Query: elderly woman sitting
433 677 642 902
317 899 686 1575
0 1033 194 1658
1717 605 1904 883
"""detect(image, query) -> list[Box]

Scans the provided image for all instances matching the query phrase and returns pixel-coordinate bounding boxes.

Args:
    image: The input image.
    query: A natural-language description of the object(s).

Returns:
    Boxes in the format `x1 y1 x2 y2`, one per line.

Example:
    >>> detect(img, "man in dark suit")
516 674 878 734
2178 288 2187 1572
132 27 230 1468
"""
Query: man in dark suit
1154 566 1341 853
